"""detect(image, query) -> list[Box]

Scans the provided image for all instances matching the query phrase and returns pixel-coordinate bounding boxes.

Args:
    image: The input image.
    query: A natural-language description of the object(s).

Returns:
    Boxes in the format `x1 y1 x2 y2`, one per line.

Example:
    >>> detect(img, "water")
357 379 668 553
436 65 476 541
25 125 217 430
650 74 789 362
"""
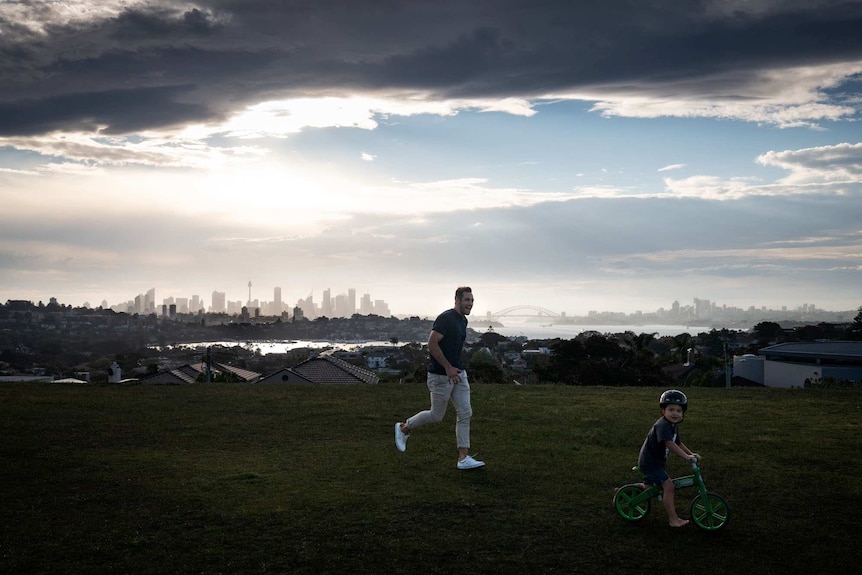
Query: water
481 321 713 340
162 323 712 356
155 339 400 355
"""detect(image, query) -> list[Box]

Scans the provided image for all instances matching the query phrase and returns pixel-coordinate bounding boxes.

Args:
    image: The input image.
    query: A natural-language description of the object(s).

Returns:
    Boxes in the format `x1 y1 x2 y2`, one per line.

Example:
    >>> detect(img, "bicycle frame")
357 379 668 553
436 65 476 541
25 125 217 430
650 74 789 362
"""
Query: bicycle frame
613 460 729 530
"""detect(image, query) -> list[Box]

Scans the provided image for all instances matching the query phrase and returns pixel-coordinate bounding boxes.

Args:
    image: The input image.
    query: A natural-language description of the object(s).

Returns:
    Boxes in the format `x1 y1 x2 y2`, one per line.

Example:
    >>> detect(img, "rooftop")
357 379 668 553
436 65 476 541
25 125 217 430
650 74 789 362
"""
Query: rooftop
759 341 862 361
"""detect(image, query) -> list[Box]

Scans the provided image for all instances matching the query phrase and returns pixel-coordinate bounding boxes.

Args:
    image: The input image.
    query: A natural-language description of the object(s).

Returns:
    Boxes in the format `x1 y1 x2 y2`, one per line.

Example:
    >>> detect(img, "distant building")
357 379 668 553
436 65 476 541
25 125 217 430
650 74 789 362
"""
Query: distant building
211 290 226 313
360 293 373 315
374 299 391 317
274 287 282 315
733 354 764 384
258 353 379 385
740 342 862 388
140 362 261 384
108 361 122 383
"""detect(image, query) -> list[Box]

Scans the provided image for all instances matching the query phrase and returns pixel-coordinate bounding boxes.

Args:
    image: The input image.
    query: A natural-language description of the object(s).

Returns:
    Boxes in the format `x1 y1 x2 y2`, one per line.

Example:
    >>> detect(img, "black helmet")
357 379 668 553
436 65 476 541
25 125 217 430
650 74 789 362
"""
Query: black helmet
660 389 688 412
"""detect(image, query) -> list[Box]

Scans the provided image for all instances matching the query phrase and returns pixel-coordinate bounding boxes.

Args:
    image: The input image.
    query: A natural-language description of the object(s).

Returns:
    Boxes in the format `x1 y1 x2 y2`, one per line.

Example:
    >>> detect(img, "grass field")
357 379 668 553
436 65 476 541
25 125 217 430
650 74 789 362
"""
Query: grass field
2 382 861 574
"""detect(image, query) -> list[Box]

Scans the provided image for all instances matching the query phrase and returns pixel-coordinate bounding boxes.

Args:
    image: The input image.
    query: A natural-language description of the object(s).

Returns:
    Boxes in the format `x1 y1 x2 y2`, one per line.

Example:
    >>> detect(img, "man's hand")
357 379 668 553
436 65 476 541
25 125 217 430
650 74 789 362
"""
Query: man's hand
446 366 462 383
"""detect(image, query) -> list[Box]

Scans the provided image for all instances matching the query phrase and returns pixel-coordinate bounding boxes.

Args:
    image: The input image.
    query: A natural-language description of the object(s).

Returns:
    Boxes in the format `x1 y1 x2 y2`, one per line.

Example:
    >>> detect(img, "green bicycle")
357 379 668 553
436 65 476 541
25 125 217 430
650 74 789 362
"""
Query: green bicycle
613 460 730 531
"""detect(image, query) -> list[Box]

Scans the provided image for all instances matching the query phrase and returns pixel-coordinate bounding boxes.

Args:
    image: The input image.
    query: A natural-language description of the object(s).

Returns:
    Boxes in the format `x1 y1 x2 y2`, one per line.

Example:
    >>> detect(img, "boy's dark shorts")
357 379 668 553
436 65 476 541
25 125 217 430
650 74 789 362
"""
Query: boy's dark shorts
641 467 669 486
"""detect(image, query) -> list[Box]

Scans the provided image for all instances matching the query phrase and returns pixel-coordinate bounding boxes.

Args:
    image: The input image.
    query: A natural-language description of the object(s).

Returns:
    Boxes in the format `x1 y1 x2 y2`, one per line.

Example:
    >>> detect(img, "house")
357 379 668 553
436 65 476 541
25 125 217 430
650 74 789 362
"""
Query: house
745 341 862 388
258 353 379 385
52 377 88 384
366 354 388 369
0 375 54 383
140 362 261 384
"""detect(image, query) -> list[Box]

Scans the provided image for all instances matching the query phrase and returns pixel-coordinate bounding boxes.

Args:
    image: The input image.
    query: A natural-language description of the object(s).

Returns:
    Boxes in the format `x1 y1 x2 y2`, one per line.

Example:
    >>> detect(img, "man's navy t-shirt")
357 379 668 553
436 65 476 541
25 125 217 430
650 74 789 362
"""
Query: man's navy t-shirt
428 308 468 375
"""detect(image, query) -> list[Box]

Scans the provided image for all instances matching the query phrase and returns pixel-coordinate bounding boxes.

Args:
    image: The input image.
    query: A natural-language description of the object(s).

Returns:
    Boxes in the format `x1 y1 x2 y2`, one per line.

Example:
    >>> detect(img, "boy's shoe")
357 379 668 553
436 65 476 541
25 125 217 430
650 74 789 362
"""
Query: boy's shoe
394 422 408 452
456 455 485 470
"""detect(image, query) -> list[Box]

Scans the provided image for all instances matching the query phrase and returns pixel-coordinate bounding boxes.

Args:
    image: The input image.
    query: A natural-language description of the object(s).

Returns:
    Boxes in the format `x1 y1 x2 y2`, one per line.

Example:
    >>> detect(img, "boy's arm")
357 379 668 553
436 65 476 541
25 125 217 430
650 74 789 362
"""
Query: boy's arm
665 440 698 462
679 442 702 461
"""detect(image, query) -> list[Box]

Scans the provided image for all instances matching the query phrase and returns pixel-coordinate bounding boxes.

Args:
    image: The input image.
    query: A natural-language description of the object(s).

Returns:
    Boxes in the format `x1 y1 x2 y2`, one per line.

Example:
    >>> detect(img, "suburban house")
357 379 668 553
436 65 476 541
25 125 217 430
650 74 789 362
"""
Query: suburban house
733 341 862 388
141 362 262 384
258 353 379 385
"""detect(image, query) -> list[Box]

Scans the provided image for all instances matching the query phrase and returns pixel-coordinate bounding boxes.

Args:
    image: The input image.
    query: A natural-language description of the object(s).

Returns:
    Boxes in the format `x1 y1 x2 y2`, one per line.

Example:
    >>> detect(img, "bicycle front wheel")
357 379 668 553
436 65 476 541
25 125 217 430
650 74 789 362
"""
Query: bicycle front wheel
614 484 650 522
690 492 729 531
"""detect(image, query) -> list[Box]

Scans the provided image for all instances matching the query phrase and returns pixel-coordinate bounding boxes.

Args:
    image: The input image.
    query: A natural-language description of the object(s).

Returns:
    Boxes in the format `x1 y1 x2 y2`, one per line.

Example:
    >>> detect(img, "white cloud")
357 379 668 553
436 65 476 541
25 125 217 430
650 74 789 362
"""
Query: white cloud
552 61 862 128
658 164 685 172
368 178 579 214
598 243 862 274
567 142 862 201
0 131 268 170
1 0 138 34
758 142 862 184
0 94 537 170
202 95 536 141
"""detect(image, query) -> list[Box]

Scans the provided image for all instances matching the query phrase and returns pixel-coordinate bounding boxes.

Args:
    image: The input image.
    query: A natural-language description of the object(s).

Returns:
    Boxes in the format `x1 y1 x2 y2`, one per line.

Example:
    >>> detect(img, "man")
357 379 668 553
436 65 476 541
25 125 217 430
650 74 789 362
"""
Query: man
394 286 484 470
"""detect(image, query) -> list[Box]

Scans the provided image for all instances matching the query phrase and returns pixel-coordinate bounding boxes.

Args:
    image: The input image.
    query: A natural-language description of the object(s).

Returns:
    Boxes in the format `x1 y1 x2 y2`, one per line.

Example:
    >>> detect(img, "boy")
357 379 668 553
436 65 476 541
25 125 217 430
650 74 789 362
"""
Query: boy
637 389 700 527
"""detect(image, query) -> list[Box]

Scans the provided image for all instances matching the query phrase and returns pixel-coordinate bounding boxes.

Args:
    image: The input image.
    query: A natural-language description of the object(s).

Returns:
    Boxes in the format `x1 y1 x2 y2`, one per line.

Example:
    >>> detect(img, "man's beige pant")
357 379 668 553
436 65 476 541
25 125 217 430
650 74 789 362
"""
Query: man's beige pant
406 371 472 449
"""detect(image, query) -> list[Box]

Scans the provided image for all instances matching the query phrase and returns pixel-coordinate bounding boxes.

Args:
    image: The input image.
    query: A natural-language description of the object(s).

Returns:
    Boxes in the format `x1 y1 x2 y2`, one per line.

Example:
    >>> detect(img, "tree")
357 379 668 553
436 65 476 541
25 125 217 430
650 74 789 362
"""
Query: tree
851 307 862 341
621 331 657 364
670 333 693 364
581 333 625 364
753 321 783 344
544 339 587 384
479 329 509 349
467 349 505 383
397 342 427 383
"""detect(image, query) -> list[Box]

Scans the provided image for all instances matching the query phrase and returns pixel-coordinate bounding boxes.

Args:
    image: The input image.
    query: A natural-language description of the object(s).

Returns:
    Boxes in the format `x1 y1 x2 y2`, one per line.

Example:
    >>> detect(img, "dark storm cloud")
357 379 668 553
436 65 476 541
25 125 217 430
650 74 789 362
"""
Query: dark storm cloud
0 86 210 135
2 0 862 136
109 6 221 38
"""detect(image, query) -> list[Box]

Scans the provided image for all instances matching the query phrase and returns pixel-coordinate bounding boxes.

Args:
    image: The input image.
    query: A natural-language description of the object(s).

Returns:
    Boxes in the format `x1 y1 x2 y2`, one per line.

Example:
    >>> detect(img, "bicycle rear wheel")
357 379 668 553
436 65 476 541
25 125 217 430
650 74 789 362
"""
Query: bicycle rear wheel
690 492 729 531
614 484 650 521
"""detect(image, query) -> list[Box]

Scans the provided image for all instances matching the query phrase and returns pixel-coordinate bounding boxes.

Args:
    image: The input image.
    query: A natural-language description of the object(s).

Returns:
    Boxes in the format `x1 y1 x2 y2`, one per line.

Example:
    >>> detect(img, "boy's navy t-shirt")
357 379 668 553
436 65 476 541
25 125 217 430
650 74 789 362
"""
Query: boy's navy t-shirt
637 416 679 471
427 308 468 375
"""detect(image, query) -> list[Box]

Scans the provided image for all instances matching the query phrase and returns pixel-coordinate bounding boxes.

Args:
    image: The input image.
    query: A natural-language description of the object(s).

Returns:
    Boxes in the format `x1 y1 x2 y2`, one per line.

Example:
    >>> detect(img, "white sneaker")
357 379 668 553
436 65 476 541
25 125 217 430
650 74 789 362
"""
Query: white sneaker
457 455 485 470
394 422 408 452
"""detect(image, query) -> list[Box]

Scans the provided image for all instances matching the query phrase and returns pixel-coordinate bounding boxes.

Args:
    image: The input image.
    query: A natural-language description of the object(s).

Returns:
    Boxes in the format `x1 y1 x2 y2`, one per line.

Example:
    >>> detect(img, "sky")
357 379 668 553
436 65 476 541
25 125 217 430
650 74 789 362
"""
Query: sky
1 0 861 318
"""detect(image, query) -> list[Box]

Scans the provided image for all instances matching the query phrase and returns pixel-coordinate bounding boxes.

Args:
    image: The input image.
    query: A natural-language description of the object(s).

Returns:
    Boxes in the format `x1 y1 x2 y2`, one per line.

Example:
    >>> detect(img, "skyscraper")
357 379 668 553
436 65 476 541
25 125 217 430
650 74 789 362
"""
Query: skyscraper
145 288 155 314
360 293 372 315
321 288 332 317
211 290 226 313
274 286 282 315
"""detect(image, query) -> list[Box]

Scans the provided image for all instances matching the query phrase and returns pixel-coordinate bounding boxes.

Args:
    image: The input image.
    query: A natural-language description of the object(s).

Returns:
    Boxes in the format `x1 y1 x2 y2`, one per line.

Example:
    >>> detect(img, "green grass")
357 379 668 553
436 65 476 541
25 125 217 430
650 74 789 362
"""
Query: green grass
2 383 861 574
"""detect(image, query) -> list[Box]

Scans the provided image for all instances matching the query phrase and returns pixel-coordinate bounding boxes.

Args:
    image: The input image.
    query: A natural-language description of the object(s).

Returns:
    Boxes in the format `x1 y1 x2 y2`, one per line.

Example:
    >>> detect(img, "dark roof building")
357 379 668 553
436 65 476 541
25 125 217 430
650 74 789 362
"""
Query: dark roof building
141 362 261 384
754 341 862 388
258 353 379 385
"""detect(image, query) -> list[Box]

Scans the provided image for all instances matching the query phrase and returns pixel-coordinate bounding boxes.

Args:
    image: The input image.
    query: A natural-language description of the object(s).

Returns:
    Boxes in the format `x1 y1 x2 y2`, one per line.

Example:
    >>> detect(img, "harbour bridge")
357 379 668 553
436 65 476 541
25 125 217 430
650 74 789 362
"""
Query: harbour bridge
481 305 562 323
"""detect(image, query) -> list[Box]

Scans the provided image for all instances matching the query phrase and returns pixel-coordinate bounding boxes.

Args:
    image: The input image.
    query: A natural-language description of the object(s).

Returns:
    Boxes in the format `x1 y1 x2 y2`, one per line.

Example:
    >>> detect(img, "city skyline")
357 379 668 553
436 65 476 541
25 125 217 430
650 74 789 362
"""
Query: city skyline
102 285 392 320
18 285 857 322
1 2 861 316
